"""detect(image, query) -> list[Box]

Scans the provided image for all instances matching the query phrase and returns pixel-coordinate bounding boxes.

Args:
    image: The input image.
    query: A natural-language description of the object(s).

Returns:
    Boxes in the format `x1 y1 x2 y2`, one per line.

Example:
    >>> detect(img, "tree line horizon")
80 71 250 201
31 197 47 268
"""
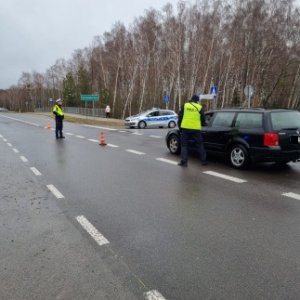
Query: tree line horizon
0 0 300 118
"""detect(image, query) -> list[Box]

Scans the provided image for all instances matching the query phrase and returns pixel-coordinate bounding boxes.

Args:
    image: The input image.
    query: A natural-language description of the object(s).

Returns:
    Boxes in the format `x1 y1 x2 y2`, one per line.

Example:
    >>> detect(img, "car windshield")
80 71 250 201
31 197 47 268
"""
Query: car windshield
270 111 300 130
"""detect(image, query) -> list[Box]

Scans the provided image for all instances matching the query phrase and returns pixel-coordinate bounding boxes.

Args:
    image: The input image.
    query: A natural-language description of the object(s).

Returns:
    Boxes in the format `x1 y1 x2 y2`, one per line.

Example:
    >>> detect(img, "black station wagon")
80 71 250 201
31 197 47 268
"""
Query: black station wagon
166 108 300 169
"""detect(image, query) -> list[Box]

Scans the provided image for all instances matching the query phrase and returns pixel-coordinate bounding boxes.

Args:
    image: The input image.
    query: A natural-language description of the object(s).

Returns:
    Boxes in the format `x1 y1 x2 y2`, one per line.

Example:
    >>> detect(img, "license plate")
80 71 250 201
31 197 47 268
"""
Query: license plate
291 136 300 144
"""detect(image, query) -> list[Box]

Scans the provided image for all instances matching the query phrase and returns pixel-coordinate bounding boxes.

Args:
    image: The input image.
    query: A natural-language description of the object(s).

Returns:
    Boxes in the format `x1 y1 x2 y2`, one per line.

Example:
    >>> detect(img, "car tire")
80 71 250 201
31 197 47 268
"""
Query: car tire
168 134 180 154
229 144 249 169
138 121 146 129
168 121 176 128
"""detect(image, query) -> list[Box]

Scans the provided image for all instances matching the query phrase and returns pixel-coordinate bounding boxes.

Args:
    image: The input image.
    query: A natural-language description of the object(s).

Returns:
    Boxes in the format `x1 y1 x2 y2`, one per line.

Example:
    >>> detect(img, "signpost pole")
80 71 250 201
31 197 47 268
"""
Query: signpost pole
244 85 253 108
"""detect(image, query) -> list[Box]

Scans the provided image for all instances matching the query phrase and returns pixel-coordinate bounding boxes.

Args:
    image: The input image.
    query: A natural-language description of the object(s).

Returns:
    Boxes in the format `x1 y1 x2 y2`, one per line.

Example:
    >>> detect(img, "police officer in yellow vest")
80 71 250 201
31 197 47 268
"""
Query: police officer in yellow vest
52 98 65 139
178 94 207 167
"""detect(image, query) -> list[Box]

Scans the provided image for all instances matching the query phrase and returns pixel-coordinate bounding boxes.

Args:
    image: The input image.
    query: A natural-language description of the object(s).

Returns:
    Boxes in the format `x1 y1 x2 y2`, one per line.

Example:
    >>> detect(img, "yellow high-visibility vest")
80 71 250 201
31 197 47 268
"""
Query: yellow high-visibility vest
181 102 202 130
53 105 64 117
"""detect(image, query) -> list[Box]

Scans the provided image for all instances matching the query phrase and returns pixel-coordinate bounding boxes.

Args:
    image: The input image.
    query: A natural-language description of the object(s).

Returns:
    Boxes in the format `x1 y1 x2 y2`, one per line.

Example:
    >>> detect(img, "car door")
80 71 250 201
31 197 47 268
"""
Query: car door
145 110 160 128
233 112 264 148
202 111 236 153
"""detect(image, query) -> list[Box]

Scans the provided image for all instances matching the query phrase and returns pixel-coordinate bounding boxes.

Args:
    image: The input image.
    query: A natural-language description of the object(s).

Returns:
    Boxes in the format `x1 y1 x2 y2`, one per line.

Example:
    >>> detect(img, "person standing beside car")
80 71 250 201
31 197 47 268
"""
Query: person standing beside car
52 98 65 139
177 94 207 167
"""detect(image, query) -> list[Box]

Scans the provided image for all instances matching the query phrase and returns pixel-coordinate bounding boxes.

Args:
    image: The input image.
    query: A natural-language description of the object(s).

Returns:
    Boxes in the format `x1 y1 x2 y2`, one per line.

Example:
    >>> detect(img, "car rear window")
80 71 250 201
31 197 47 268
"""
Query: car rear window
235 113 263 129
270 111 300 130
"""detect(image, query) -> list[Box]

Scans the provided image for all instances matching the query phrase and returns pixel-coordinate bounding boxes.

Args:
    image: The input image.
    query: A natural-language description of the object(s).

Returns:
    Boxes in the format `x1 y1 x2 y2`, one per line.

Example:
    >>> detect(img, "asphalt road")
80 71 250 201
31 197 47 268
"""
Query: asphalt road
0 112 299 300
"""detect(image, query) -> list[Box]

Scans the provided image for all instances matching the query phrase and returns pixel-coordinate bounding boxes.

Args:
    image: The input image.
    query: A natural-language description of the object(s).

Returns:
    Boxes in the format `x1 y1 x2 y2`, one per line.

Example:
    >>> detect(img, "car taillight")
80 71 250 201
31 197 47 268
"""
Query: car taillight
264 133 279 146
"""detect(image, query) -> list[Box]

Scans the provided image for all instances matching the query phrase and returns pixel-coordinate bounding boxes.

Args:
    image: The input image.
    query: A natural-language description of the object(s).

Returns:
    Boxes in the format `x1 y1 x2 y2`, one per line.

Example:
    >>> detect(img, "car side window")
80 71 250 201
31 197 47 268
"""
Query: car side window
211 112 235 127
148 111 159 117
235 113 263 129
204 112 214 125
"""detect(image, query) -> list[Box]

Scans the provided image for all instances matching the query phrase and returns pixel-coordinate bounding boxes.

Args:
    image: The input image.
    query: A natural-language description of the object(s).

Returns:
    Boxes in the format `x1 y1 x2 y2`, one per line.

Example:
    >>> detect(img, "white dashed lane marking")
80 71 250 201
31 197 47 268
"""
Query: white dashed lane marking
126 149 145 155
203 171 247 183
84 125 117 131
149 135 162 139
107 144 119 148
76 135 85 139
30 167 42 176
3 138 7 142
132 132 143 136
12 148 19 153
47 184 64 199
144 290 167 300
88 139 98 143
156 158 177 165
76 215 109 246
20 156 28 163
282 192 300 201
7 142 12 147
66 132 74 136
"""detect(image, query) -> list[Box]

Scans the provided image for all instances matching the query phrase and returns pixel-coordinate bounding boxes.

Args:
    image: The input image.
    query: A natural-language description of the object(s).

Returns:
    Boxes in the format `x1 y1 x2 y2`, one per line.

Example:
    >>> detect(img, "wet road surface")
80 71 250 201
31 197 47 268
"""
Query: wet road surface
0 112 299 300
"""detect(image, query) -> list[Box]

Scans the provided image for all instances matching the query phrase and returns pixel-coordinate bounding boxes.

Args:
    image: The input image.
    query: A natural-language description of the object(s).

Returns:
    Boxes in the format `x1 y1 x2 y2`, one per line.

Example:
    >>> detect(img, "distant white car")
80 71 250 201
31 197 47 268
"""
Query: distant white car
0 107 8 112
125 108 178 129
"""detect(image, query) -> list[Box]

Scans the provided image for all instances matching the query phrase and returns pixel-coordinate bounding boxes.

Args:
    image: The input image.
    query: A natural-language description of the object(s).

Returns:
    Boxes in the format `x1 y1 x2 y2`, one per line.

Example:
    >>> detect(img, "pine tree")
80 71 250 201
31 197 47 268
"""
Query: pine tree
63 72 77 106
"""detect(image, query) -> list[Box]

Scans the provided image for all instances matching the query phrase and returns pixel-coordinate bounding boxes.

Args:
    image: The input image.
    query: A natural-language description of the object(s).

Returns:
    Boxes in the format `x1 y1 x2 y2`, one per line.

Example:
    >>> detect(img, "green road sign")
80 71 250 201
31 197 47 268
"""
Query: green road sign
80 94 99 101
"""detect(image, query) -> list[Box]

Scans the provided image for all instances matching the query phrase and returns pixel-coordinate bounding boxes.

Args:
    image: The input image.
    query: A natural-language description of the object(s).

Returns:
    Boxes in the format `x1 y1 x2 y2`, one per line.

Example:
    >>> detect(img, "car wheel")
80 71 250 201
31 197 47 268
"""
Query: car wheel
168 121 176 128
168 134 180 154
229 144 249 169
138 121 146 129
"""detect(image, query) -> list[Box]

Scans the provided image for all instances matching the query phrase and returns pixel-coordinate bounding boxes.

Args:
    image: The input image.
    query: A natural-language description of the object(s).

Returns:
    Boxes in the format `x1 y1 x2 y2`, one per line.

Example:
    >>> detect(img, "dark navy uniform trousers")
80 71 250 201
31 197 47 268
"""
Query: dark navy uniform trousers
180 129 207 164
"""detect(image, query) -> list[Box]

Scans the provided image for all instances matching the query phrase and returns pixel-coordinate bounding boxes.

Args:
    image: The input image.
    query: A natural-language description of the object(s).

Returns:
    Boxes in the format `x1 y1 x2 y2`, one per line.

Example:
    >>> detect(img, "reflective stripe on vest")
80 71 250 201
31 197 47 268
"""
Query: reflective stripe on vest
53 105 64 116
180 102 202 130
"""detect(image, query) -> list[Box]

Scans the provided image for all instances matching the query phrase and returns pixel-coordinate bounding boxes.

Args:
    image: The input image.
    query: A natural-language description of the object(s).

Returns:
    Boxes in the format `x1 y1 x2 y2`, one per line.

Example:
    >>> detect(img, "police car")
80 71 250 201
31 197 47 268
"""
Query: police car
125 108 178 129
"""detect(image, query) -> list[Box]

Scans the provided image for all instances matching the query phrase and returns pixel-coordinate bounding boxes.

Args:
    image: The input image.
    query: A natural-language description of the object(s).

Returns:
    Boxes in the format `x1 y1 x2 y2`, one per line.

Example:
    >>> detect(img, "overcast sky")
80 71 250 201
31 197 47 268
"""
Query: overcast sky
0 0 180 89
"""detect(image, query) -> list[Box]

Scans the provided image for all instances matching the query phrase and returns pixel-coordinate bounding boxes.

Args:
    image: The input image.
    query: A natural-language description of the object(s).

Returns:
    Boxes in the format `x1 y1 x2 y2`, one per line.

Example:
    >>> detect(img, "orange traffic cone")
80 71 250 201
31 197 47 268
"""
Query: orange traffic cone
47 121 52 129
99 131 107 146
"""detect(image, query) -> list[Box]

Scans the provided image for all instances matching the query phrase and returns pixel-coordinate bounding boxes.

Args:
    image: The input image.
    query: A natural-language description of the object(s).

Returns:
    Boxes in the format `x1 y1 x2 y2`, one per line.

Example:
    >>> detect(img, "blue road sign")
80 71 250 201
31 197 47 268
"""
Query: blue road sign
163 95 170 103
49 98 53 102
210 85 218 95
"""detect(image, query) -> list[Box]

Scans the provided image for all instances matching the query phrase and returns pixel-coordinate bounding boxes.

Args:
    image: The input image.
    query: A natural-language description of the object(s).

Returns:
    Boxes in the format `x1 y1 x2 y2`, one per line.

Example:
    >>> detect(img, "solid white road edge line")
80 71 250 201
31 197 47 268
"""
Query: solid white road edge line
30 167 42 176
20 156 28 162
126 149 145 155
144 290 167 300
156 158 178 165
76 215 109 246
12 148 19 153
282 192 300 201
0 114 39 127
46 184 64 199
203 171 247 183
